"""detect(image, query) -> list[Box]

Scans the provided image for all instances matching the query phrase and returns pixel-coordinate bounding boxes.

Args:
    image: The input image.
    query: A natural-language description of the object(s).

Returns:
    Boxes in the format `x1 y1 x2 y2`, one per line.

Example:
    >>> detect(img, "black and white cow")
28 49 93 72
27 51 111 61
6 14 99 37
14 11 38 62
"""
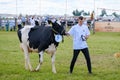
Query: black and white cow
17 20 65 73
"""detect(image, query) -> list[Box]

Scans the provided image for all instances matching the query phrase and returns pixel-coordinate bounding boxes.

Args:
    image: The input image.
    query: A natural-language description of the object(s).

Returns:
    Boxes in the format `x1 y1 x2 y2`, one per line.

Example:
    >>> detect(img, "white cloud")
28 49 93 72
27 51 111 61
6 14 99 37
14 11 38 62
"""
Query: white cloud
0 0 120 16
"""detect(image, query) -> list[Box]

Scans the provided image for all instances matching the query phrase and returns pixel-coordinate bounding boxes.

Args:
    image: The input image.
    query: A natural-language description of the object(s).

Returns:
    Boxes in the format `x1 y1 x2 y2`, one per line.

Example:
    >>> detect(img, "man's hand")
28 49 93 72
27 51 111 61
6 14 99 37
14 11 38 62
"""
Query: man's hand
65 32 70 36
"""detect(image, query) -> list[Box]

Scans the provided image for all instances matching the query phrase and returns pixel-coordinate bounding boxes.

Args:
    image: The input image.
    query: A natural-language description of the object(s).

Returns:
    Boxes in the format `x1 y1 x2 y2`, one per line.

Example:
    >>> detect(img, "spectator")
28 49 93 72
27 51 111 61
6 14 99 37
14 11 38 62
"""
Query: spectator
0 16 1 27
9 19 15 31
5 19 9 31
21 16 26 26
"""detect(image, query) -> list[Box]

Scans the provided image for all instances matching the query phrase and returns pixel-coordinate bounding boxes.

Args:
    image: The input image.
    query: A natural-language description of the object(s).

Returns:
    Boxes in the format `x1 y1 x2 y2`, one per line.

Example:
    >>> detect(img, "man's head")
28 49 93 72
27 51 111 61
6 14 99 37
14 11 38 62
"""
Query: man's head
78 16 84 25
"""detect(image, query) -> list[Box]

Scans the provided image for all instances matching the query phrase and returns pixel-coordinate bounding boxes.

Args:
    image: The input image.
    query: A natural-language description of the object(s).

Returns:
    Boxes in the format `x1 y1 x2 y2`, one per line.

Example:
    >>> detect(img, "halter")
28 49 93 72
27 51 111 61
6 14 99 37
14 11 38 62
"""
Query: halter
52 28 59 34
52 28 65 35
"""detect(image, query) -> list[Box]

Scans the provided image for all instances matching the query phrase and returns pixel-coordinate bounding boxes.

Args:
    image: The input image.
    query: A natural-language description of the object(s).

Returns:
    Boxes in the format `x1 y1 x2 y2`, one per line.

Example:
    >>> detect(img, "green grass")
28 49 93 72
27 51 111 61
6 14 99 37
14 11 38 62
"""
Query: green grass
0 31 120 80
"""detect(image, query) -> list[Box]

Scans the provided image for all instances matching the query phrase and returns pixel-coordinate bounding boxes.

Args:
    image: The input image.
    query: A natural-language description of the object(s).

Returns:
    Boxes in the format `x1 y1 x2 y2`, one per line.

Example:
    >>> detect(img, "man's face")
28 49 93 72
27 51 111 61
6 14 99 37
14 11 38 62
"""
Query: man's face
78 18 84 25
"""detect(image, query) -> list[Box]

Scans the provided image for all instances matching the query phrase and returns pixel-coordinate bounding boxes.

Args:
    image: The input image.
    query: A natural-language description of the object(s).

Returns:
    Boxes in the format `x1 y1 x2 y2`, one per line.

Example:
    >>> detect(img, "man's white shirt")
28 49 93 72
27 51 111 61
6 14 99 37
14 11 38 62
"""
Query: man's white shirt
68 24 90 49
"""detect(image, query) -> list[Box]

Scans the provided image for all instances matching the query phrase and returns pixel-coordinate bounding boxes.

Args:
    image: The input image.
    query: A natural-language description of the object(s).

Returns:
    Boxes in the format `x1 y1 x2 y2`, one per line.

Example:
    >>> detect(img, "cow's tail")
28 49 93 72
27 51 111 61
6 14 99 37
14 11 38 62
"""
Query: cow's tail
17 24 23 43
18 24 23 30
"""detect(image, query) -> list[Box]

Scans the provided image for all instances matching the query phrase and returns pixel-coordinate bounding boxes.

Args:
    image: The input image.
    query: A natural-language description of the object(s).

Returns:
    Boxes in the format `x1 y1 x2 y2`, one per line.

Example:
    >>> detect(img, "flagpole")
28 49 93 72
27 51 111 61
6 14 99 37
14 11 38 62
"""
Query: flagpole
39 0 41 16
16 0 18 17
93 0 95 34
65 0 67 29
15 0 18 31
94 0 95 18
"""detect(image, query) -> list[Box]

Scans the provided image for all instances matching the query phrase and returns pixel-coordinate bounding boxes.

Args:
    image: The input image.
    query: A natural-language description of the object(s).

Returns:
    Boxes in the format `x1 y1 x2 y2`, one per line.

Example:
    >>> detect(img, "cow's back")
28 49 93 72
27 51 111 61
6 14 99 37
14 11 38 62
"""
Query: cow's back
28 26 55 52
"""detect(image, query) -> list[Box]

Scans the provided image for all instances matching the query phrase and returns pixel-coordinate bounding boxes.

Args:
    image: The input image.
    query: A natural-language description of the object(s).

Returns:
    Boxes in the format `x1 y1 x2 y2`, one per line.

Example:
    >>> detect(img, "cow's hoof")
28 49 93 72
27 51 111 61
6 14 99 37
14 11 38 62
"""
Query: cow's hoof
25 66 29 70
53 72 56 74
30 69 34 72
29 69 38 72
52 71 57 74
35 69 39 72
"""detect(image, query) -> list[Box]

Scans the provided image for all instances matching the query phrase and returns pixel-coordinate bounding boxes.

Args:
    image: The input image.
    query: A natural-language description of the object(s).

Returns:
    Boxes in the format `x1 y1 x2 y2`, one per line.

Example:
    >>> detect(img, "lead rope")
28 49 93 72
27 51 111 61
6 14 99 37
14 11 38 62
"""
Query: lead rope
52 28 59 34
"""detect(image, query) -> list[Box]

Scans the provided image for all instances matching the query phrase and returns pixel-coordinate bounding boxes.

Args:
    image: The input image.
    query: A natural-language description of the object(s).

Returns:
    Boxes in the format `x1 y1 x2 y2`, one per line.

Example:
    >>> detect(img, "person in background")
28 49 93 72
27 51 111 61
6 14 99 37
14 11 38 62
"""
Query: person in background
17 17 22 25
30 16 35 26
0 16 1 27
21 16 26 26
5 18 9 31
9 18 14 31
65 16 92 74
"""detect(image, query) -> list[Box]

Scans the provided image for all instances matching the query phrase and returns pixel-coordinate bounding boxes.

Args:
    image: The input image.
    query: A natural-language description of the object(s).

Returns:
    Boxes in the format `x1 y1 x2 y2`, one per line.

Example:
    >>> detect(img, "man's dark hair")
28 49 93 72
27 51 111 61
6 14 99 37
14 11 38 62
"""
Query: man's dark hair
78 16 83 20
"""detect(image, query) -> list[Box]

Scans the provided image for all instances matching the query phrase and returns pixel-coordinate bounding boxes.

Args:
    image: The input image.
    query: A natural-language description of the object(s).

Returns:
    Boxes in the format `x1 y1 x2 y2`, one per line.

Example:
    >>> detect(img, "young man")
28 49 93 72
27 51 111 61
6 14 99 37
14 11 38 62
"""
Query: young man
66 16 92 74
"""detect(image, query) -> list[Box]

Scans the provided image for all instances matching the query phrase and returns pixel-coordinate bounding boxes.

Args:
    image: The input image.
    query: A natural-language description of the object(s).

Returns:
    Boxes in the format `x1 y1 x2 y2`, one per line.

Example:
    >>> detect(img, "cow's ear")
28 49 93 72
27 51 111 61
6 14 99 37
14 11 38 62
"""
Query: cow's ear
56 20 61 25
47 20 52 24
51 19 56 23
35 21 39 26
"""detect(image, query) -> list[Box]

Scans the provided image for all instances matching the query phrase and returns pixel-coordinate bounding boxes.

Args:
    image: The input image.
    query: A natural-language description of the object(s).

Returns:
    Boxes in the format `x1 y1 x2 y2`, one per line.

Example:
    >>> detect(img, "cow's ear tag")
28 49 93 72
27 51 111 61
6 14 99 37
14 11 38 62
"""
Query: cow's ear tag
55 34 62 42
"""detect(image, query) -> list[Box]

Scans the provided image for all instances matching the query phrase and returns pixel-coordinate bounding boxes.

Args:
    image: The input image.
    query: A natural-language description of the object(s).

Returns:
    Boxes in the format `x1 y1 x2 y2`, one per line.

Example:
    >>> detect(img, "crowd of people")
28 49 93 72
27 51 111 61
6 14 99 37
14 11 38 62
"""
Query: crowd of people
0 15 94 31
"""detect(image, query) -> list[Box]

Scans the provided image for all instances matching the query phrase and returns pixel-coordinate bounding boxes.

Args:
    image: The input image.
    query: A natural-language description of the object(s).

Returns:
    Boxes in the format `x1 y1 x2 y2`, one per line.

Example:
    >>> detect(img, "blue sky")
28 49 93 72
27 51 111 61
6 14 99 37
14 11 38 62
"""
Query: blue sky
0 0 120 16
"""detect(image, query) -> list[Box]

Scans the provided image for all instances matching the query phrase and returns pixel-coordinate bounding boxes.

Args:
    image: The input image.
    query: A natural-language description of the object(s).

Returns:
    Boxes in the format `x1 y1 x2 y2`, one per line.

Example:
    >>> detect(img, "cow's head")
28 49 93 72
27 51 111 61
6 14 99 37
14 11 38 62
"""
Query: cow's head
48 19 66 35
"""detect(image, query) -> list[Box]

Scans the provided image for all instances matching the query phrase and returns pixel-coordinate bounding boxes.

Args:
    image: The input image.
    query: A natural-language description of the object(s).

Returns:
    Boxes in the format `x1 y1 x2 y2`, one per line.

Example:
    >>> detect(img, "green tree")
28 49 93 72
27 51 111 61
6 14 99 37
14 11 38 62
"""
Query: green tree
72 9 81 16
112 12 119 18
100 9 107 17
83 11 90 16
72 9 90 16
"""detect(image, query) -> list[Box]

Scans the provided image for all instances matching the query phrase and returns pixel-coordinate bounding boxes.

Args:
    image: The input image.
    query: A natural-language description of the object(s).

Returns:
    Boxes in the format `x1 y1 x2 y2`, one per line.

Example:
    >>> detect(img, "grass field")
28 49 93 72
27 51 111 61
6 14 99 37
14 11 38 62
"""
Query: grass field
0 31 120 80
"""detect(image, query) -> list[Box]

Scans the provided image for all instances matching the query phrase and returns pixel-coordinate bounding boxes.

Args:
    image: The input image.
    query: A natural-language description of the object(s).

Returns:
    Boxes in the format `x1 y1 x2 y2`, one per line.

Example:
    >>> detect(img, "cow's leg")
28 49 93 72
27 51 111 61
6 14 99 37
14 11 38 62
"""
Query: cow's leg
51 52 56 73
35 51 44 71
21 43 33 71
